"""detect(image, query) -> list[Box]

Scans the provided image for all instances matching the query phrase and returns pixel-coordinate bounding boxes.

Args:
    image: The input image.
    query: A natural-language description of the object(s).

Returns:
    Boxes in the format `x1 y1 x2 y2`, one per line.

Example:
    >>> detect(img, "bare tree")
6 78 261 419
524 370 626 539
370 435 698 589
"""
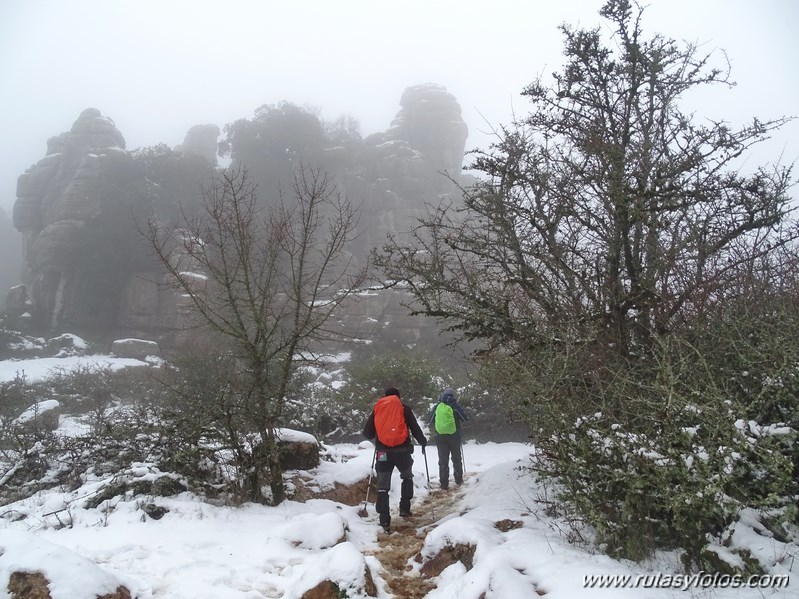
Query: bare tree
147 166 365 504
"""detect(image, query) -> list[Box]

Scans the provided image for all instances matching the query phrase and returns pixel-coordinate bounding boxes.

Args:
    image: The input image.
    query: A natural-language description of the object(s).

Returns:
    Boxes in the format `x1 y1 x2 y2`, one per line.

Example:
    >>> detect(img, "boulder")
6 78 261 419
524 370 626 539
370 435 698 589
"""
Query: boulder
277 429 320 470
14 400 61 432
6 285 32 319
290 474 374 506
141 503 169 520
0 530 134 599
7 571 133 599
46 333 88 356
111 338 160 360
419 542 476 578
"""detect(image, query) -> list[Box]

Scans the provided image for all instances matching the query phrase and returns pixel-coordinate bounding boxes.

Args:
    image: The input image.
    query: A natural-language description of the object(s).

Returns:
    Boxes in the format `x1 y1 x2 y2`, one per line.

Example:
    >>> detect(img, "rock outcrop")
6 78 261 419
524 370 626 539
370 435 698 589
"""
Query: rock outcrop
12 109 141 333
9 86 468 348
175 124 220 165
341 83 469 311
386 83 469 183
0 207 22 313
11 110 215 338
110 338 161 360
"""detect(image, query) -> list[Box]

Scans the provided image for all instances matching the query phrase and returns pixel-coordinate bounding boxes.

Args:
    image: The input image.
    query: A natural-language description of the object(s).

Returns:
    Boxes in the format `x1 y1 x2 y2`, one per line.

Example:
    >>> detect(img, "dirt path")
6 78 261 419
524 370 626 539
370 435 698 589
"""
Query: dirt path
364 481 469 598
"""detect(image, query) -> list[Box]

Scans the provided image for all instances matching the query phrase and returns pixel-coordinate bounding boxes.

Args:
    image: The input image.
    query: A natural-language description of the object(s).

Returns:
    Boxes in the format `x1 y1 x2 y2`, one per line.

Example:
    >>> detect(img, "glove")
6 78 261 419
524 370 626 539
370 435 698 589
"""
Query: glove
421 438 428 454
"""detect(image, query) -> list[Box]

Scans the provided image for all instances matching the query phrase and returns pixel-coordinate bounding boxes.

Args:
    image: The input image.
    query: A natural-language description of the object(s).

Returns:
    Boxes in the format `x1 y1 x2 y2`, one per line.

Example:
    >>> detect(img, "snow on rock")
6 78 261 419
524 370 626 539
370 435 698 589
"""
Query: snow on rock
40 333 91 358
282 541 375 599
0 530 136 599
278 512 348 550
277 428 320 470
111 338 161 360
276 428 318 445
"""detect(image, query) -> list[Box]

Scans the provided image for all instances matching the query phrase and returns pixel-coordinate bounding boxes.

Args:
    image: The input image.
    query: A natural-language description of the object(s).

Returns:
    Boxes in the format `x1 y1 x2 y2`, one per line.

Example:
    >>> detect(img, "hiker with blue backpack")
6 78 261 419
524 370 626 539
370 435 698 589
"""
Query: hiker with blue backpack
428 387 468 490
362 387 428 532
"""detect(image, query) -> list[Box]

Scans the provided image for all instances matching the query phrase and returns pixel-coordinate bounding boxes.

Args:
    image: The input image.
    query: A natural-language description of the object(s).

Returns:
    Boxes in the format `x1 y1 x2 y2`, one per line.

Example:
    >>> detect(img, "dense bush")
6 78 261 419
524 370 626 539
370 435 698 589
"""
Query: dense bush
283 348 530 443
508 313 798 570
0 363 234 506
285 348 455 442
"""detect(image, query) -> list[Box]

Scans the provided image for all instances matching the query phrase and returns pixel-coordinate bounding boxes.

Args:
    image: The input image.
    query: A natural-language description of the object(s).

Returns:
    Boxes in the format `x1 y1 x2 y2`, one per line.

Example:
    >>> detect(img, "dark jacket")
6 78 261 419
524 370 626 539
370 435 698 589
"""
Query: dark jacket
428 388 468 435
363 401 427 451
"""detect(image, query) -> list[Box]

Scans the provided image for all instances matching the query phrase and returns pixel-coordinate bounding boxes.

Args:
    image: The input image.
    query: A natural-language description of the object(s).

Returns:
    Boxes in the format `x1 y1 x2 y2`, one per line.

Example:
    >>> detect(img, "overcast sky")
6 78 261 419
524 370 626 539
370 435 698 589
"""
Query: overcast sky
1 0 796 211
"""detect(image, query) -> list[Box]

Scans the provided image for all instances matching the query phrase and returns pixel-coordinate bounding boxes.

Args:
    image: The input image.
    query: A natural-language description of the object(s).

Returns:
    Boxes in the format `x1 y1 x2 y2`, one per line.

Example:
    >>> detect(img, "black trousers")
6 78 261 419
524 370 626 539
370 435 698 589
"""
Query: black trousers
374 449 414 526
435 433 463 488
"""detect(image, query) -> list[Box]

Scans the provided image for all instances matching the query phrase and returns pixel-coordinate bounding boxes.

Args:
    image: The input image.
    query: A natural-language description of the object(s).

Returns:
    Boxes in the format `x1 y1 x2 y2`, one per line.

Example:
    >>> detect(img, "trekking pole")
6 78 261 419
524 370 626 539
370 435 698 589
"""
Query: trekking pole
423 446 431 491
461 440 466 474
358 448 377 517
423 445 437 521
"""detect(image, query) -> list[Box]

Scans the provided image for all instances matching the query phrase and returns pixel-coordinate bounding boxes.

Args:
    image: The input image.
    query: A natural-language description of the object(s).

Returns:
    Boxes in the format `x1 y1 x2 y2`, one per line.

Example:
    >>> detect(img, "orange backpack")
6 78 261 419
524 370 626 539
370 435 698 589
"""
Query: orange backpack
373 394 408 447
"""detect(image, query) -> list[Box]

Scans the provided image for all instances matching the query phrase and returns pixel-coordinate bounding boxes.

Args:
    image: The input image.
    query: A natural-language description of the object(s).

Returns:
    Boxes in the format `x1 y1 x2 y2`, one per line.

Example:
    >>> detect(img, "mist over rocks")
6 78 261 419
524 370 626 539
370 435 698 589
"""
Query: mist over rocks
8 85 470 346
12 108 137 332
10 109 218 338
386 83 469 181
175 123 221 165
0 207 21 312
343 83 469 269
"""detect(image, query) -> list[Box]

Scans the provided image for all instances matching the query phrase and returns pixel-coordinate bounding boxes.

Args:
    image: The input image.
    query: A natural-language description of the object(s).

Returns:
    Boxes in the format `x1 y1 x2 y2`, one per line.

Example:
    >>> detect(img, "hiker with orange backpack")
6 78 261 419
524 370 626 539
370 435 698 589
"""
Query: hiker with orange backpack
362 387 428 532
428 387 468 490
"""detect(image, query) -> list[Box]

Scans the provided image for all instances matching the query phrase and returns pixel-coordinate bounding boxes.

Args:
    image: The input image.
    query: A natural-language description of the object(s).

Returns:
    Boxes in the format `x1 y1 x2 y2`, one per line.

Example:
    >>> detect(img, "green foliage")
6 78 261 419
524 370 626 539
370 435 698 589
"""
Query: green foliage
285 348 530 443
347 347 449 402
524 330 797 568
285 349 452 442
222 102 361 195
447 378 529 442
0 372 28 423
282 348 530 443
132 143 216 221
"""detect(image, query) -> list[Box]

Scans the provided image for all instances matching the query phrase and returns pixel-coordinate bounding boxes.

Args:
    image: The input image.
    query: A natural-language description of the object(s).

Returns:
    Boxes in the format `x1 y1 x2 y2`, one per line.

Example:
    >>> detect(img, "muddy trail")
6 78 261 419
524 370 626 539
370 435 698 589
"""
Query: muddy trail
364 481 470 599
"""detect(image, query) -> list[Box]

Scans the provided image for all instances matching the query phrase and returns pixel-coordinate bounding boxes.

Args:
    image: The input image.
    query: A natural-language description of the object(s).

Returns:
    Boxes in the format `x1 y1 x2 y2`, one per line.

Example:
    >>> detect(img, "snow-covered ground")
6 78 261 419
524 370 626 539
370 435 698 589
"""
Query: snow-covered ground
0 353 796 598
0 355 149 383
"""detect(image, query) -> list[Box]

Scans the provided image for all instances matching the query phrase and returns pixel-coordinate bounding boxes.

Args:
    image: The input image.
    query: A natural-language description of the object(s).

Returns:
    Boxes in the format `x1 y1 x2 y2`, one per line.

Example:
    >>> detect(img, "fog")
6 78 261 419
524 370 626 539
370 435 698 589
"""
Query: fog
1 0 797 213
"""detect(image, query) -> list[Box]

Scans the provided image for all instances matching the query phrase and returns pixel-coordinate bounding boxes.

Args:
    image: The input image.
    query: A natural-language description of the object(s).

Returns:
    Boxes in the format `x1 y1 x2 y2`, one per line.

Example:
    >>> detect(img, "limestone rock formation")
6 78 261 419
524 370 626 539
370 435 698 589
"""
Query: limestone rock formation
386 83 469 183
12 109 145 333
341 83 469 284
0 207 22 312
175 124 220 165
353 83 468 204
8 90 467 349
10 110 216 338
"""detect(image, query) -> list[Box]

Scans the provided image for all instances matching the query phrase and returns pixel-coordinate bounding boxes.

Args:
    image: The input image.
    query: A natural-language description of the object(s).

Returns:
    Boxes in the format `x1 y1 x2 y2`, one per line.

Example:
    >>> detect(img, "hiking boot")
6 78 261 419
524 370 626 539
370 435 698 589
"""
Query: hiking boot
399 509 413 518
440 483 449 490
380 518 391 533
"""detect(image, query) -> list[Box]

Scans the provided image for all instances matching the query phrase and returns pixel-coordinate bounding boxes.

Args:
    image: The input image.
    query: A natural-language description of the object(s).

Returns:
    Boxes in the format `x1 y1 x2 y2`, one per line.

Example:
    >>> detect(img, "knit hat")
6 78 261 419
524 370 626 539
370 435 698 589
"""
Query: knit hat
385 387 401 398
440 388 455 403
